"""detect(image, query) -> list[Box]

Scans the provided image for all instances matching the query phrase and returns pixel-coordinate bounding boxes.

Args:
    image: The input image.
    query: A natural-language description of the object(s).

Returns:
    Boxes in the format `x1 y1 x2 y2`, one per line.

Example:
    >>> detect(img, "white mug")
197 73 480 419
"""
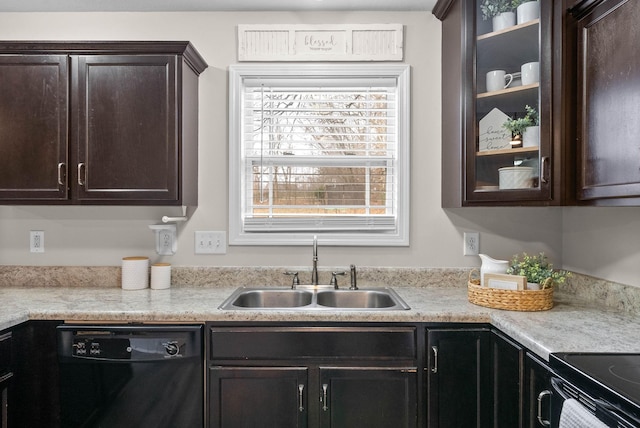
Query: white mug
517 1 540 25
486 70 513 92
521 61 540 85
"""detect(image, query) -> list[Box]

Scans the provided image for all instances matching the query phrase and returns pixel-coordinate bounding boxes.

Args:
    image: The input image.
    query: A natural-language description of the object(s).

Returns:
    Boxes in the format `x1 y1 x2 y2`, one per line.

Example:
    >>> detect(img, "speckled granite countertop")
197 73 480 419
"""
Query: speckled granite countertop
2 282 640 361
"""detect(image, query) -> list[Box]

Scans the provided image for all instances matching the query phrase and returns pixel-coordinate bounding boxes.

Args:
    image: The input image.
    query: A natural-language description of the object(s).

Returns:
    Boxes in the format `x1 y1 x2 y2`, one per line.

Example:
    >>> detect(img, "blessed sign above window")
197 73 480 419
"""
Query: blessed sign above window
237 24 404 62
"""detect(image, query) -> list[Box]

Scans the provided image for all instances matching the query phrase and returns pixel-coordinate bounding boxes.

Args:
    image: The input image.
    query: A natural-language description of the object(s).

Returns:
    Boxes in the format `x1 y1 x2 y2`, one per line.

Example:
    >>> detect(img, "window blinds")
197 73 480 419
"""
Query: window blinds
241 77 398 232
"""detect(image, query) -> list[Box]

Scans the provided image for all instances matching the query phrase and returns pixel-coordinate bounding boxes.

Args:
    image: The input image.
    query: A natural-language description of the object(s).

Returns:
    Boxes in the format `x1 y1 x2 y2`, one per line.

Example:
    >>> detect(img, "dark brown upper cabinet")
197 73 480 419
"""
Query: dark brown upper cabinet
570 0 640 205
435 1 575 207
0 41 207 205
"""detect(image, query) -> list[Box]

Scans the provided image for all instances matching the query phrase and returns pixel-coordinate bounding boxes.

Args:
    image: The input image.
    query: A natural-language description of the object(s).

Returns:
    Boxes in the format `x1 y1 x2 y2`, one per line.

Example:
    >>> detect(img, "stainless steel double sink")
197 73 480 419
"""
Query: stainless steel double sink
218 286 411 311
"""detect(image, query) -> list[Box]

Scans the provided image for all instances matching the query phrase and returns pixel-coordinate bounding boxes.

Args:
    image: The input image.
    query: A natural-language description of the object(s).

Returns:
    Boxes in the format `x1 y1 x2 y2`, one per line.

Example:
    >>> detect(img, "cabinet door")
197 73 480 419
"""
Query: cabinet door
523 353 553 428
573 0 640 202
318 367 417 428
492 330 524 428
439 0 566 206
208 366 307 428
9 321 61 428
72 55 178 203
0 331 11 428
426 328 491 428
0 55 68 201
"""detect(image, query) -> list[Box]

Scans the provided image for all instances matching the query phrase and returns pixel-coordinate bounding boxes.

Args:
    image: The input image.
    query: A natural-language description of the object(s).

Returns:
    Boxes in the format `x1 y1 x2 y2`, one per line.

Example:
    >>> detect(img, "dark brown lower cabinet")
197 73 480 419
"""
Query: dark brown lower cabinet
208 366 308 428
492 330 525 427
207 324 419 428
318 367 417 428
9 321 62 428
426 328 492 428
208 365 417 428
524 352 553 427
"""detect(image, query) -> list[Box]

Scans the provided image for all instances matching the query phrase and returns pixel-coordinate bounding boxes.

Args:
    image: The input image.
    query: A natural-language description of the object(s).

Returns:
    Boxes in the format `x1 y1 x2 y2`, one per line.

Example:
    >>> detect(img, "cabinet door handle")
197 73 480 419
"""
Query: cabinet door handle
321 383 328 411
540 156 550 184
57 163 66 186
298 384 304 412
77 163 86 186
431 346 439 373
537 390 551 426
0 371 13 384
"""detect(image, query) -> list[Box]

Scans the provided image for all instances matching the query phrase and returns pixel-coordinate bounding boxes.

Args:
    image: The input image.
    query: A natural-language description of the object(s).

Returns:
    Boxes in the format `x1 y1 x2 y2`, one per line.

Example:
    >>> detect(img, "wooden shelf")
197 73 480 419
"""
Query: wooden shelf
477 19 539 42
477 83 539 99
477 146 538 157
477 83 538 116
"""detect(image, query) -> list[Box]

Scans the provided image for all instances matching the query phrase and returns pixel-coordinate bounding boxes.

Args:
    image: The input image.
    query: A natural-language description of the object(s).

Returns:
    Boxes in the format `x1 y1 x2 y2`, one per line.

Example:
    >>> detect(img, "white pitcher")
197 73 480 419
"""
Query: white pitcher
479 254 509 287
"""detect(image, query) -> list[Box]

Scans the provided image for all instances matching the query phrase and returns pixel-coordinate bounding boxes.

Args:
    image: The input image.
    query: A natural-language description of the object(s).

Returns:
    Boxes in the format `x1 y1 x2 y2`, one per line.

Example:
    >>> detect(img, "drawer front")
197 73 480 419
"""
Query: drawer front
210 326 416 360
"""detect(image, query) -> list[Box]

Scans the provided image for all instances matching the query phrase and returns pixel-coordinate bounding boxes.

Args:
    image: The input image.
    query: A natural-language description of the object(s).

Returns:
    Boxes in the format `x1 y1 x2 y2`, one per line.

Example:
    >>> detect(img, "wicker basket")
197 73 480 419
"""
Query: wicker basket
467 271 553 311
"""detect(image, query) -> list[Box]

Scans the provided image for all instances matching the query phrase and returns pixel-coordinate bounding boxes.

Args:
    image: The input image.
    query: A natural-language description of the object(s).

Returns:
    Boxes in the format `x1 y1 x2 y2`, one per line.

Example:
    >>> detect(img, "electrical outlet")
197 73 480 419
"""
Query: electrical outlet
195 231 226 254
30 230 45 253
463 232 479 256
158 229 174 256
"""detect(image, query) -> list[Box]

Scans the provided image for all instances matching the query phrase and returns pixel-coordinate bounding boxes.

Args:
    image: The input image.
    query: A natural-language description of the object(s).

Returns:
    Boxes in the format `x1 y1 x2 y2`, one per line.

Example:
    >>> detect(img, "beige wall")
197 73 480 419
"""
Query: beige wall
562 207 640 287
0 11 578 281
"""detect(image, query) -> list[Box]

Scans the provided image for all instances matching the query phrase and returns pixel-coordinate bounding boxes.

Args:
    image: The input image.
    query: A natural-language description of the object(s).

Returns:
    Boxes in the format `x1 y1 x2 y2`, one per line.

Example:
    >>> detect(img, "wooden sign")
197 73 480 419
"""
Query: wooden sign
484 273 526 290
238 24 403 61
479 108 512 151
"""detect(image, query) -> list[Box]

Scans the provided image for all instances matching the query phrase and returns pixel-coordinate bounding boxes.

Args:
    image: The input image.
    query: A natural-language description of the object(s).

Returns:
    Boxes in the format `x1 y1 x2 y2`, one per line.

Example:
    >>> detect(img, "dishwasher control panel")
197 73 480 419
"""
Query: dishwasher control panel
58 325 202 361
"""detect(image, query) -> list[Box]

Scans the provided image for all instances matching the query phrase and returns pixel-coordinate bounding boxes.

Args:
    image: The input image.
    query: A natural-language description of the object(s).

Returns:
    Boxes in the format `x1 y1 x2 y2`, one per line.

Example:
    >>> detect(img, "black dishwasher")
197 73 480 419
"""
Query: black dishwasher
57 325 203 428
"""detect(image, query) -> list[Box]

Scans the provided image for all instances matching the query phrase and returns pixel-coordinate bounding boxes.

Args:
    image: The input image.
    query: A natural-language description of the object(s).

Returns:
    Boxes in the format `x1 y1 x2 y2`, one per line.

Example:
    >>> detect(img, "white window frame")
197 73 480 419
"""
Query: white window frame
228 64 410 246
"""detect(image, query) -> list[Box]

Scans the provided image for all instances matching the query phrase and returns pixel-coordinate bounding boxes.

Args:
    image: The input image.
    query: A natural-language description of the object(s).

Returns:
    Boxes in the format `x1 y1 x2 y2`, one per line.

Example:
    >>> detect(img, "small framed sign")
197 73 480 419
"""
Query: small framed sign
478 108 512 151
484 273 526 290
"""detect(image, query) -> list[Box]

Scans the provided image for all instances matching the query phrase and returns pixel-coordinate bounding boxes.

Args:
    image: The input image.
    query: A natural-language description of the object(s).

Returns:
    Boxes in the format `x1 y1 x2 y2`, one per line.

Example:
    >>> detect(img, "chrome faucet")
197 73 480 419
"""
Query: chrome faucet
311 235 319 286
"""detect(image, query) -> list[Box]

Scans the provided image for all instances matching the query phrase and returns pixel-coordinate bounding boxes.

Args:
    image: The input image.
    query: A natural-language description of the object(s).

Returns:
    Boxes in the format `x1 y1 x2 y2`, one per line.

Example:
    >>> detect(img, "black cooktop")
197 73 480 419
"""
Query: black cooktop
551 353 640 412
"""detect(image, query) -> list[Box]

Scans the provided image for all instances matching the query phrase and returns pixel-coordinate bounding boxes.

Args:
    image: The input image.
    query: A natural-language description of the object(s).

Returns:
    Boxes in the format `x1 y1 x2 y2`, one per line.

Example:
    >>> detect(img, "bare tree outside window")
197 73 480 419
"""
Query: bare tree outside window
249 88 394 218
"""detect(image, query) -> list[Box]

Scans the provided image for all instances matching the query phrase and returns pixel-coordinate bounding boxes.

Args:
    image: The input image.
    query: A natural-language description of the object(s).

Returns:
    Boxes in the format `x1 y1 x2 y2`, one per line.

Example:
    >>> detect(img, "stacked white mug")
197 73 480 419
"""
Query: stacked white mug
521 62 540 85
486 70 513 92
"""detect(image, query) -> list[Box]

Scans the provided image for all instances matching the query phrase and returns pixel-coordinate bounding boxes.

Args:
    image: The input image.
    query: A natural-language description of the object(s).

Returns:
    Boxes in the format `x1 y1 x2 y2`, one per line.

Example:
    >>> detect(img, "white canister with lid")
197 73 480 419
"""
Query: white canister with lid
151 263 171 290
121 256 149 290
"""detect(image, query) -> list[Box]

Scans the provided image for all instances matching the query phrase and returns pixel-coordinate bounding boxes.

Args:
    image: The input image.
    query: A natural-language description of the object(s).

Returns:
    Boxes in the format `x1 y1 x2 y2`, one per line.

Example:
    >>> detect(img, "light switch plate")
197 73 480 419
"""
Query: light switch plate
195 231 227 254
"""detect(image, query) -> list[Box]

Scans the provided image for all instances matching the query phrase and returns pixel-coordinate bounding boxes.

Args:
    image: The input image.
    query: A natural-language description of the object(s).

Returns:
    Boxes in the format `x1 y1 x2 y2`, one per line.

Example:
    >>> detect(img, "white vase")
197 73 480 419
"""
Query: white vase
479 254 509 287
523 125 540 148
492 12 516 32
517 1 540 25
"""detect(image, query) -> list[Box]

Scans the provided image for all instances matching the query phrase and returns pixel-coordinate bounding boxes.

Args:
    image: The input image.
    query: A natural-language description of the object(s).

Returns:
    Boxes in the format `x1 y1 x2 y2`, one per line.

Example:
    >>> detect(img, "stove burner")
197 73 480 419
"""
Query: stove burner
609 364 640 386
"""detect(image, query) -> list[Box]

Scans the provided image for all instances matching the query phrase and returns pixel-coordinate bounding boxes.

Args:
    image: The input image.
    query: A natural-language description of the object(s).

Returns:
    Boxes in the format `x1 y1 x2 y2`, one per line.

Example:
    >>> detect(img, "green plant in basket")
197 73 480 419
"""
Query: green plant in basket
506 252 570 289
480 0 513 20
510 0 533 8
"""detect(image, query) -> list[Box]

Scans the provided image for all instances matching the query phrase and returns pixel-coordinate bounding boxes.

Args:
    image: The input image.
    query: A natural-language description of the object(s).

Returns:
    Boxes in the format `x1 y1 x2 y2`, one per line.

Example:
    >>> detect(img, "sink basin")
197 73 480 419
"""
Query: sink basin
316 289 406 309
218 287 410 311
228 289 313 308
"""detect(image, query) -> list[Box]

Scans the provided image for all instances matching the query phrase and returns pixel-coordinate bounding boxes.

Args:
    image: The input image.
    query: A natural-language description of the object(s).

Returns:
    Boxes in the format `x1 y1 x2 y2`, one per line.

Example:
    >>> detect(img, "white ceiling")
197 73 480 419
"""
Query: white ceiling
0 0 437 12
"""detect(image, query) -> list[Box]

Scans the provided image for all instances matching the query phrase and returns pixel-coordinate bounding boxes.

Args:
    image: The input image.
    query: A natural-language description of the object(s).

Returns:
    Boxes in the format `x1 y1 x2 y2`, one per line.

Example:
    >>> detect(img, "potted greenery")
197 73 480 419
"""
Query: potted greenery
503 105 539 147
506 252 570 290
480 0 516 32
